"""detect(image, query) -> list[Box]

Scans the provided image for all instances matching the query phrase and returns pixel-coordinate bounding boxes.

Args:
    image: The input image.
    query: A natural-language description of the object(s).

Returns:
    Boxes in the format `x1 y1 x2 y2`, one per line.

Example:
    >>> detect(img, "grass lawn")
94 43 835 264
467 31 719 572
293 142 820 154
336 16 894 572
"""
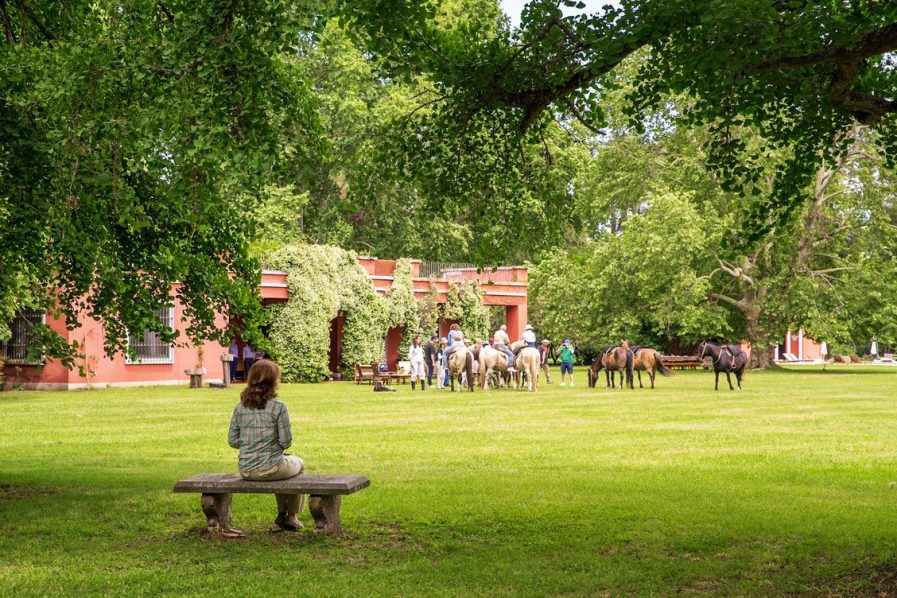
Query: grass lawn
2 366 897 596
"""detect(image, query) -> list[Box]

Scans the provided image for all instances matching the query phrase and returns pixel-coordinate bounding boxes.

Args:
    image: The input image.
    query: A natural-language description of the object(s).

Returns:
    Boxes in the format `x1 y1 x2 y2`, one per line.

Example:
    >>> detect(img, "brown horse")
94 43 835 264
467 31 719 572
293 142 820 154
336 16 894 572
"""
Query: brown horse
588 344 633 389
625 342 673 389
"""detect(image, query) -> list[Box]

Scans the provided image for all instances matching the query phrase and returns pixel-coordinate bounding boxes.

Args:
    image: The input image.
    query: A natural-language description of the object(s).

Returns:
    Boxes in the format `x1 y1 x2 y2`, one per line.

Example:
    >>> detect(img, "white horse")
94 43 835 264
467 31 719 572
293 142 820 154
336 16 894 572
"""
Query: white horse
511 341 541 392
448 348 475 392
478 346 514 390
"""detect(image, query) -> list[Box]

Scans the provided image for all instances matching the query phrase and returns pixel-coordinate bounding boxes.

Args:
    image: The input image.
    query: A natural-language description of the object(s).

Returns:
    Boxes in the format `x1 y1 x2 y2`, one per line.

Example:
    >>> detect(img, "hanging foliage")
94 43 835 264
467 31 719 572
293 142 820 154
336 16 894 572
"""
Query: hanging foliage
444 281 490 342
265 244 388 382
386 258 420 358
417 283 441 339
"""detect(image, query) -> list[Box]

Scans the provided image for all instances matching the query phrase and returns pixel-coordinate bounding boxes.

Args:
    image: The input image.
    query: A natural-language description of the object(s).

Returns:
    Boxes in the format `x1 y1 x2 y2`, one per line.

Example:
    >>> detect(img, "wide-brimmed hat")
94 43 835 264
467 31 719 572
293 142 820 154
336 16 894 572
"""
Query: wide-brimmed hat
525 324 533 330
541 339 550 344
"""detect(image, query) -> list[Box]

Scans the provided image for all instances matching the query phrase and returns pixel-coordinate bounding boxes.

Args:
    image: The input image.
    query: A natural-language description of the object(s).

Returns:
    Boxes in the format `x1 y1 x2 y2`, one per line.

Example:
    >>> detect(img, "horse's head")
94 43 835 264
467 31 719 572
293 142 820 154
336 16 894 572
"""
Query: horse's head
696 341 707 358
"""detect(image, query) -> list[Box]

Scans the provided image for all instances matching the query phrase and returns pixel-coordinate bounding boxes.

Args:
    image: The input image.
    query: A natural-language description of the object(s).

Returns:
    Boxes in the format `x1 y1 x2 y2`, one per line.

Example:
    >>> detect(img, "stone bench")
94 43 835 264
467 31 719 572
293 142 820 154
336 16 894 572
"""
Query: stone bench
173 473 370 535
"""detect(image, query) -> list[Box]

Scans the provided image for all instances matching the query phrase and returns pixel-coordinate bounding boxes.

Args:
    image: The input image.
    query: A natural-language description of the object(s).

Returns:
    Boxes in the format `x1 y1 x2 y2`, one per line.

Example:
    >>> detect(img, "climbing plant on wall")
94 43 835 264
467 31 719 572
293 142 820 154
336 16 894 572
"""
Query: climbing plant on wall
417 283 441 339
444 281 490 342
386 258 420 358
265 244 388 382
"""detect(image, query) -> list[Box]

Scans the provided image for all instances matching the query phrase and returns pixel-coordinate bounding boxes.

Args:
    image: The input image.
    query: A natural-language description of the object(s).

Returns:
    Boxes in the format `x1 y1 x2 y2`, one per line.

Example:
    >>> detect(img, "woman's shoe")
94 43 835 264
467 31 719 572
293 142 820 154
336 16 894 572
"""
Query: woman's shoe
274 511 303 531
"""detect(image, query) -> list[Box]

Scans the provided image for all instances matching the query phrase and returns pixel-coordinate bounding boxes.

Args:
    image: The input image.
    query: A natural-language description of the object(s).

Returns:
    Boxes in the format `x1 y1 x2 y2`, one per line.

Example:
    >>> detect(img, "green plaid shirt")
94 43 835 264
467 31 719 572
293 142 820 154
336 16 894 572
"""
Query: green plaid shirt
228 398 292 474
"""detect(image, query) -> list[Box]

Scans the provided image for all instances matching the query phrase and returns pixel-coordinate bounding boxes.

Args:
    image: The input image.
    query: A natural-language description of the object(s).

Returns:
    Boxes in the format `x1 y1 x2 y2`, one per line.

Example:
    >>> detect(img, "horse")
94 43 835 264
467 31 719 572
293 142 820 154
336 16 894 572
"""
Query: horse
478 345 513 390
448 347 475 392
513 342 541 392
696 340 747 390
625 342 673 389
588 344 633 389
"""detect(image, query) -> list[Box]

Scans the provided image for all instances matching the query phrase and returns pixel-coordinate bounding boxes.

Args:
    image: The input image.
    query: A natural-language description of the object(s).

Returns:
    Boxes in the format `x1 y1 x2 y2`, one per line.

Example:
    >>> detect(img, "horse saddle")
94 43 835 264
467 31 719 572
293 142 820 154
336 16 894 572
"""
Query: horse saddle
726 345 743 357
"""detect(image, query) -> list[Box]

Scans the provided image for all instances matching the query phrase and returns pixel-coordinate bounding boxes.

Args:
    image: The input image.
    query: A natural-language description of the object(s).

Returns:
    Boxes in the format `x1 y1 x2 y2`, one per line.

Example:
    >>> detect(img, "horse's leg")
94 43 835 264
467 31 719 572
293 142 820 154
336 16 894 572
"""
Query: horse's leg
649 370 655 389
636 370 643 388
726 370 734 390
714 370 719 391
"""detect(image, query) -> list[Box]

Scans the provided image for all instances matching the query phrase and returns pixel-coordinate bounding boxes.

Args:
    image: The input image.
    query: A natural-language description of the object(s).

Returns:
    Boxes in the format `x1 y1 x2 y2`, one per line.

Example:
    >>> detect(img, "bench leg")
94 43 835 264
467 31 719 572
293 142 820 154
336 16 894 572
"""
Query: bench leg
309 495 342 535
201 492 233 532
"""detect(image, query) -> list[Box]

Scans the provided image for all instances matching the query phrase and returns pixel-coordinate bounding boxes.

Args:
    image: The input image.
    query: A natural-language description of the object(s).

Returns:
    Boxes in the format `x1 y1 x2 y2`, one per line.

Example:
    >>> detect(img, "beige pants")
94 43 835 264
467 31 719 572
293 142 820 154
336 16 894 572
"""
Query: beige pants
541 363 552 383
435 364 445 388
242 455 305 515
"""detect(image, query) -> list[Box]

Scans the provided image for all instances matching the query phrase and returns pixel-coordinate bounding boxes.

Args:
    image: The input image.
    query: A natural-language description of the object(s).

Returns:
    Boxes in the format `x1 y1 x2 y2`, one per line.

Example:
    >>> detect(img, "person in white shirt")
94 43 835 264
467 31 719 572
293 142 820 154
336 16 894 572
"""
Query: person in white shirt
522 324 537 347
407 336 426 391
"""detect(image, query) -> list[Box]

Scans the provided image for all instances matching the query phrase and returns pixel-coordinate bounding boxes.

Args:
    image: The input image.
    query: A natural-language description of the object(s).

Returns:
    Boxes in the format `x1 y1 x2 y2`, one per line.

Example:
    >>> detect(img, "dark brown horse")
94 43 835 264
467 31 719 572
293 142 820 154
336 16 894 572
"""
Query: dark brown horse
588 344 633 389
626 342 673 389
696 340 747 390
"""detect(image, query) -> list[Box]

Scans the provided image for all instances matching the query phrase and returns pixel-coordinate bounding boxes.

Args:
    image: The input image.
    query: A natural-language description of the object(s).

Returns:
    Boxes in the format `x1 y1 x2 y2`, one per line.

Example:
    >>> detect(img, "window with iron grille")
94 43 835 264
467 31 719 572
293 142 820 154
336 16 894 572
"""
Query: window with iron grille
2 308 45 365
126 308 175 364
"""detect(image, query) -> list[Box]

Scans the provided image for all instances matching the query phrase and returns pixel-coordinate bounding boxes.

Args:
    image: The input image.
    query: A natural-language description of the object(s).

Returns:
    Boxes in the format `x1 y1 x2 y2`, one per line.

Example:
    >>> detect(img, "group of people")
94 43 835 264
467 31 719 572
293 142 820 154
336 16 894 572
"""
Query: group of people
228 340 265 382
404 323 578 388
226 328 579 533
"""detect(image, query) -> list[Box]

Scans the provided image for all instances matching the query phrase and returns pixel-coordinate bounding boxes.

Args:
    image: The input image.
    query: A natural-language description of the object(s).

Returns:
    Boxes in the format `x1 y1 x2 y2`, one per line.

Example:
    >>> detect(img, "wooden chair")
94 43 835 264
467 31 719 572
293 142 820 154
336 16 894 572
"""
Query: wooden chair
354 362 375 384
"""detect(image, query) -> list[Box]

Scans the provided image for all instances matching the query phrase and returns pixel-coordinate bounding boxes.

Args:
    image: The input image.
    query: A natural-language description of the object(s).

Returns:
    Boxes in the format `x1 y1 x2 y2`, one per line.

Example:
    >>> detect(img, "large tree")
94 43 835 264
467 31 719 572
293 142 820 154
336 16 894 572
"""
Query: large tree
0 1 326 361
341 0 897 235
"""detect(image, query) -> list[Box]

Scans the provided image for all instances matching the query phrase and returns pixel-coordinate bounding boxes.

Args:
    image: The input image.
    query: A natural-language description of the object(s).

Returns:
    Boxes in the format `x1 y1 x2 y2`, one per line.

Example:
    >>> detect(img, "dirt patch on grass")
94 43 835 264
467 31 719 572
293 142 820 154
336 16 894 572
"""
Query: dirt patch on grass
0 483 59 500
835 558 897 597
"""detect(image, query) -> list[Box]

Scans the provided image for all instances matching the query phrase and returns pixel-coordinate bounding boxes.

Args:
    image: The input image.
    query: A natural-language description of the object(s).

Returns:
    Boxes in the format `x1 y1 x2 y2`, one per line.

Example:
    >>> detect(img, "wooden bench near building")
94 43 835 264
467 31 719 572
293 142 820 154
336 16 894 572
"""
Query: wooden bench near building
661 355 705 370
173 473 370 536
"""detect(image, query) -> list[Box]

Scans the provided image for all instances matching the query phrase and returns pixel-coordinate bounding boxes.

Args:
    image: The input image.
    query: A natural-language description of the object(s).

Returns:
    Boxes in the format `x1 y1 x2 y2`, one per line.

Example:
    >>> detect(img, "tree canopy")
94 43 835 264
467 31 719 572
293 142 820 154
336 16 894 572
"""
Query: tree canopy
4 0 897 363
342 0 897 235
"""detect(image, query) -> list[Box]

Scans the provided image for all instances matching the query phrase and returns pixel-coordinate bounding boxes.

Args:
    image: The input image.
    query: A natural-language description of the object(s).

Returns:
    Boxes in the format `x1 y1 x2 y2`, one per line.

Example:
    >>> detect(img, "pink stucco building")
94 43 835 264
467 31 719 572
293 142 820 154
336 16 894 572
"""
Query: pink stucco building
2 258 528 390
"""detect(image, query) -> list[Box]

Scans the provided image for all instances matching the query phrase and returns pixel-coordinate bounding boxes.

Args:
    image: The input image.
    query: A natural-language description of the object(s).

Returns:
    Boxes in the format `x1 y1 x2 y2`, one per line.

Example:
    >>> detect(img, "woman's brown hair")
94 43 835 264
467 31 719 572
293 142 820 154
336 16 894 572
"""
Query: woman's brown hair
240 359 280 409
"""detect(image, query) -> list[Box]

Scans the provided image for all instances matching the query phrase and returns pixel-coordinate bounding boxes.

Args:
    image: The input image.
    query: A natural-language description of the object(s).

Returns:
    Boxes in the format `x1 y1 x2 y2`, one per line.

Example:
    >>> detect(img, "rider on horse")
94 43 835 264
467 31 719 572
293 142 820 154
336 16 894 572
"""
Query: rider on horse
446 323 466 356
493 324 515 371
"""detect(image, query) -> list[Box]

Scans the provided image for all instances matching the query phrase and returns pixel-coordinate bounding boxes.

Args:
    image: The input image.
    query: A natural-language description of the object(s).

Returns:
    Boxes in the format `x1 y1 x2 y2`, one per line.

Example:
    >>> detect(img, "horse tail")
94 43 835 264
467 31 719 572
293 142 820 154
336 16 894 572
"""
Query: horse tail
465 351 474 392
654 351 673 377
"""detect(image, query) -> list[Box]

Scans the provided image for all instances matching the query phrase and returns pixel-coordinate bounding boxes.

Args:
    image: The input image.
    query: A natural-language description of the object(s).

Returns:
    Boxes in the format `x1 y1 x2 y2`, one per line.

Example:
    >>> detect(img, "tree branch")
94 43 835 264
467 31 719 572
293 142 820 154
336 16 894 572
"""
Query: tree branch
0 0 16 43
562 98 605 135
14 0 57 43
708 291 745 310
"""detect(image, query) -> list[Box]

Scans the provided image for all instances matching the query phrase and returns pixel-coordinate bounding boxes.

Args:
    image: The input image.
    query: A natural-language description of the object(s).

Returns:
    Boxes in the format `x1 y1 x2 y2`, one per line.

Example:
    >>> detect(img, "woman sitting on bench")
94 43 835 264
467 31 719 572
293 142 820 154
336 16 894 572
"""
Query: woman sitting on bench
228 359 304 531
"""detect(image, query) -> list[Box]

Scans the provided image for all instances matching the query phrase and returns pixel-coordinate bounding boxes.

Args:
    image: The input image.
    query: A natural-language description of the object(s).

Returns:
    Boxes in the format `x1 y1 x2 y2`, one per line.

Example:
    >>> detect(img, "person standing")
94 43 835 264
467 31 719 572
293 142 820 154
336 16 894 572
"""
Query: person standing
559 339 576 386
242 342 255 381
436 338 448 389
538 339 552 384
424 335 437 387
228 340 239 383
408 336 426 391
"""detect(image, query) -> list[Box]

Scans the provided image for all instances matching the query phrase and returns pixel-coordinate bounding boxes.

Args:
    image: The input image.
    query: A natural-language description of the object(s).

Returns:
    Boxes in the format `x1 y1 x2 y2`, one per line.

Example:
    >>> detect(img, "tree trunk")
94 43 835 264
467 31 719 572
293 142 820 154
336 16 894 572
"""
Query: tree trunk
745 308 771 369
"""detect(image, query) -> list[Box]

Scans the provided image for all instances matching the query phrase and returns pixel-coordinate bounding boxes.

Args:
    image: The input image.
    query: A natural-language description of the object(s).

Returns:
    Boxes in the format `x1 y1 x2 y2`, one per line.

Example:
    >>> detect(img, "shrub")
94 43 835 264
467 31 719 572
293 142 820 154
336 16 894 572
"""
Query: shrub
265 244 388 382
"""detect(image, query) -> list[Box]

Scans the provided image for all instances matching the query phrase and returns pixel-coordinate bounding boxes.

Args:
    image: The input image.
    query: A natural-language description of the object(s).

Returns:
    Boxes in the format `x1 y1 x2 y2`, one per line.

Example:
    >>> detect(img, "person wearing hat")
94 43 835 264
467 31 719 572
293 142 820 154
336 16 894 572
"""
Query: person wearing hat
522 324 537 347
493 324 515 370
424 335 438 387
559 339 575 386
538 339 552 384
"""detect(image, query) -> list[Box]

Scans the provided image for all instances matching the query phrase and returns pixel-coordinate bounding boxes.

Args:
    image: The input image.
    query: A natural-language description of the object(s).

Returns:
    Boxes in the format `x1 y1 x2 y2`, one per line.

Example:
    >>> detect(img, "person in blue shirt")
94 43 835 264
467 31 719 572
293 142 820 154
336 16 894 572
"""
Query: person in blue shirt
446 323 465 356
